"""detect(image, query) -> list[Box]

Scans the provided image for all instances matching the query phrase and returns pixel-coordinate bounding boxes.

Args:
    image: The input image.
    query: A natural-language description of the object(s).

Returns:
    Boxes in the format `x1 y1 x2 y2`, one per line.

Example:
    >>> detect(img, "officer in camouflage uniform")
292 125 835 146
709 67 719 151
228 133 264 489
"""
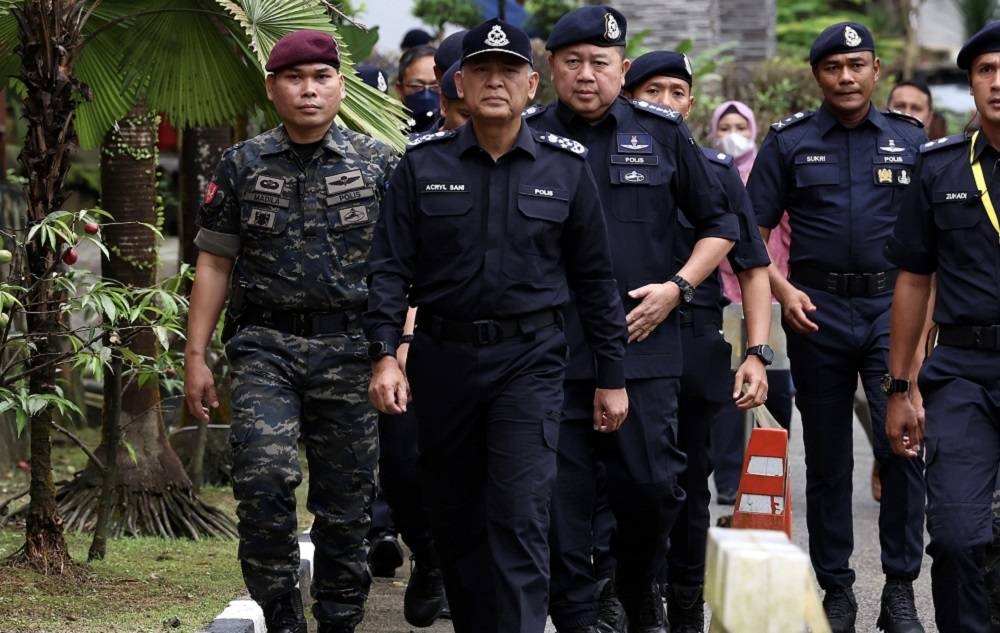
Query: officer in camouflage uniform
183 30 397 633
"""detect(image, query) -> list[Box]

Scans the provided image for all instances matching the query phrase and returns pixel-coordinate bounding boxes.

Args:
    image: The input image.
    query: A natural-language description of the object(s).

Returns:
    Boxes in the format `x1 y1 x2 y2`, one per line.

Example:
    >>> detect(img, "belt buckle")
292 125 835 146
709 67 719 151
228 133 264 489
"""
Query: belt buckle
824 273 842 295
290 312 310 337
472 319 502 345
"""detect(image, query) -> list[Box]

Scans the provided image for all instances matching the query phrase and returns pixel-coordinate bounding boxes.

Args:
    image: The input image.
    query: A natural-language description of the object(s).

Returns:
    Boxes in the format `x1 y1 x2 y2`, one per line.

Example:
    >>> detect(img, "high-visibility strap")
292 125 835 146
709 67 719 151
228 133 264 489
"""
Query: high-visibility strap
969 130 1000 238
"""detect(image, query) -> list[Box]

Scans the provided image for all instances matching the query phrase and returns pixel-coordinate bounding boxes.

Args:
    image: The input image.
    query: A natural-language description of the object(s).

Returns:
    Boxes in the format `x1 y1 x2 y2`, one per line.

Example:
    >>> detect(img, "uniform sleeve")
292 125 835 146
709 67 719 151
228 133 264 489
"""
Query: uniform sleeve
364 154 418 347
193 151 241 257
719 163 771 273
884 155 937 275
746 130 788 229
672 121 740 241
563 161 627 389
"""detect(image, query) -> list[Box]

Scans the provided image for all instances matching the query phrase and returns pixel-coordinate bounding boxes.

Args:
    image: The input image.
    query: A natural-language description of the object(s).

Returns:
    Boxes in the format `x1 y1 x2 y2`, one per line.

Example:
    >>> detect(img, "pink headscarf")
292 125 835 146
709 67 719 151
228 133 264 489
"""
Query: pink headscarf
710 100 758 185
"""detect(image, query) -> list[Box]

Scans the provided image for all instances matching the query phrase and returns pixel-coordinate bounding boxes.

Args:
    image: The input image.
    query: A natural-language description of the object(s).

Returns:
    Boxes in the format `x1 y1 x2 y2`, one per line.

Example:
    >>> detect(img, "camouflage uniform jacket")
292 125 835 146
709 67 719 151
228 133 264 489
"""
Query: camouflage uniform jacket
195 124 398 312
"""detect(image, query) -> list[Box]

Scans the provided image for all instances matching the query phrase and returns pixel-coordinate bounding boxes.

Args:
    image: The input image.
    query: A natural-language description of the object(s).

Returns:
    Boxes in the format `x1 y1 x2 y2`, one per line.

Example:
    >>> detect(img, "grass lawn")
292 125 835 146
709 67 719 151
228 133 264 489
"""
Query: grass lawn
0 427 314 633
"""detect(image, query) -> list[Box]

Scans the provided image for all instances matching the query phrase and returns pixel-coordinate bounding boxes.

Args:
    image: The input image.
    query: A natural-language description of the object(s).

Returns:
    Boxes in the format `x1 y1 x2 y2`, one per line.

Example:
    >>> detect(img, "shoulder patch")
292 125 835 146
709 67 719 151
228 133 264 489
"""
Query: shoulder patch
918 133 968 155
770 111 814 132
523 103 549 119
406 128 458 149
629 99 682 123
701 147 734 166
883 109 924 128
534 131 588 158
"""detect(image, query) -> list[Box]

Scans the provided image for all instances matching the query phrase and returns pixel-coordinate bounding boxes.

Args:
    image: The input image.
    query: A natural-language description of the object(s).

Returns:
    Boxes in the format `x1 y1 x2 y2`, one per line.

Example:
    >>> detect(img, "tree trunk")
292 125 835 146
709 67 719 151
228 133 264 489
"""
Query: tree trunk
7 0 90 574
87 344 121 561
55 104 235 539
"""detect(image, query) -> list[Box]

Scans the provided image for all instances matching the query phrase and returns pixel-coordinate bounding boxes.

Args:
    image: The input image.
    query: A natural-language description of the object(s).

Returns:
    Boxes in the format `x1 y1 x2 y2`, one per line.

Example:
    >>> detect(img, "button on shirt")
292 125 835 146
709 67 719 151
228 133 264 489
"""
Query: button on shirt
528 97 740 379
749 104 927 273
194 124 398 312
885 132 1000 326
366 122 627 387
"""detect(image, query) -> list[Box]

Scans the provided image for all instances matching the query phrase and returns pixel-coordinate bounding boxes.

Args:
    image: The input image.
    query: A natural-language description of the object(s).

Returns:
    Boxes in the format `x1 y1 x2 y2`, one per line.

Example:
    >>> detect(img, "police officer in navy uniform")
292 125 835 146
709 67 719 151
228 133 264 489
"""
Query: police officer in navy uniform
623 50 773 633
365 18 628 633
525 7 739 632
885 22 1000 633
184 31 398 633
747 22 927 633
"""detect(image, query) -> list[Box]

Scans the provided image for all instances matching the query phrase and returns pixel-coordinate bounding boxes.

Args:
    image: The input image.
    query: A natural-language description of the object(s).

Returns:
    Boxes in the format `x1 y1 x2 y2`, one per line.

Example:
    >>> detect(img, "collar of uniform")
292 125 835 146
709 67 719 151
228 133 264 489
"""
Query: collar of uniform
971 126 996 163
815 101 881 135
261 124 348 157
455 119 538 159
553 96 622 129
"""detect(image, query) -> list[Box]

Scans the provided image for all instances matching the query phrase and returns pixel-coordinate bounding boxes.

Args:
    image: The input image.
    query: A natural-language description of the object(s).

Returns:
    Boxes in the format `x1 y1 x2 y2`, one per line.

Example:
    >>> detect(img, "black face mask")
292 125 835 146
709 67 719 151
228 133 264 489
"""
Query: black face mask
404 91 441 133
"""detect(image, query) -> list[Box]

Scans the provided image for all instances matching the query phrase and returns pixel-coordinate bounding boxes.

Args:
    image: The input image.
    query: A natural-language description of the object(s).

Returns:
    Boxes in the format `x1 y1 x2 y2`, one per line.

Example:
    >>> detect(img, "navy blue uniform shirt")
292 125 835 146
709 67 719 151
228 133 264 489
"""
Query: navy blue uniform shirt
677 148 771 311
526 96 740 379
366 121 627 388
886 132 1000 326
748 103 927 273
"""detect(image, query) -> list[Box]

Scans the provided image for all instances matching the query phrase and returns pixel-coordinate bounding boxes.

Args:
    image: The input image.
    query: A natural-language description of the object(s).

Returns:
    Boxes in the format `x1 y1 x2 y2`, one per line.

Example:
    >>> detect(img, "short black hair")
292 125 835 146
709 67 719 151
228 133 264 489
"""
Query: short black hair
397 44 437 83
888 80 933 112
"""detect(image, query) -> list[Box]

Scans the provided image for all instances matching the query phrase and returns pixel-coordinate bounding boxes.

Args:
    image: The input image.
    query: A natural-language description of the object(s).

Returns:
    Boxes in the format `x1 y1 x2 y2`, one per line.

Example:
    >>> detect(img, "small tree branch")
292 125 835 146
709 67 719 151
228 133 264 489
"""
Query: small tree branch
49 420 104 471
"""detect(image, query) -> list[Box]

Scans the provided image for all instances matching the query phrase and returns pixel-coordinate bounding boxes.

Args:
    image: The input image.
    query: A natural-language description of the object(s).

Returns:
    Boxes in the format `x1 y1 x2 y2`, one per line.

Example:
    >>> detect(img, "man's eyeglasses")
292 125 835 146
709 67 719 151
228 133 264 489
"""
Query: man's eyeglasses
401 83 441 95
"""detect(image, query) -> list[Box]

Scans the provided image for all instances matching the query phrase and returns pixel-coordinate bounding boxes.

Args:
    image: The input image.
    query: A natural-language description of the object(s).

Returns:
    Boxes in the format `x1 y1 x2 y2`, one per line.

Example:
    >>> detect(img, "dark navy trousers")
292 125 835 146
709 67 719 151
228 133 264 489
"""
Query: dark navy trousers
920 344 1000 633
784 285 925 590
406 326 565 633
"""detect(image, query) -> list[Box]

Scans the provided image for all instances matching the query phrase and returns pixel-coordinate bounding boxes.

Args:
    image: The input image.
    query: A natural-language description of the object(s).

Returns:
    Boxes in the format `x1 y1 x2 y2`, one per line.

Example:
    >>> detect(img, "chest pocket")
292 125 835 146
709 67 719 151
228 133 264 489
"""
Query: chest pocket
504 187 569 284
608 163 671 223
934 196 987 269
417 186 474 255
793 154 839 187
326 201 377 273
239 180 292 270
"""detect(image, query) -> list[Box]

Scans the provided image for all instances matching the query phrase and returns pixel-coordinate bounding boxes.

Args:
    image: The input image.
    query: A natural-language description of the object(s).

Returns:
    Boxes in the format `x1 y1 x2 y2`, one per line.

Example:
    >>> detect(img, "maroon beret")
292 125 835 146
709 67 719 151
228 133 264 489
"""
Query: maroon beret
265 30 340 72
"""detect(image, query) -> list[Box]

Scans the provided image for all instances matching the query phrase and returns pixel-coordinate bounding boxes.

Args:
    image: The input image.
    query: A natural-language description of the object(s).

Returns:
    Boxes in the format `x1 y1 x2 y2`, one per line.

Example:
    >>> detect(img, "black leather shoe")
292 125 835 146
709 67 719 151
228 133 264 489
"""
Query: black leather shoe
876 577 924 633
261 589 307 633
715 490 736 506
596 577 627 633
665 584 704 633
404 562 446 627
620 581 667 633
369 532 404 578
823 586 858 633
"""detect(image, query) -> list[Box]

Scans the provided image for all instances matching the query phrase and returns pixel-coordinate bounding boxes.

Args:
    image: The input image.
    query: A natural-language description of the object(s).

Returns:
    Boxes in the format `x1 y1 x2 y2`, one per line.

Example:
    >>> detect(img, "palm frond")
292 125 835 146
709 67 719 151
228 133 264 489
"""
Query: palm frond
0 11 19 89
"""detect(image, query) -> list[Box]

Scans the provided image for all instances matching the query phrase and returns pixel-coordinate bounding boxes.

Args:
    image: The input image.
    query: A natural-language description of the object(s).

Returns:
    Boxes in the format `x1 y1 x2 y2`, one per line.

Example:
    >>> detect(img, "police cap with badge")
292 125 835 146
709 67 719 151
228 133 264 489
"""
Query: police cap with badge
266 30 341 72
624 51 693 91
545 5 626 51
355 63 389 94
461 18 533 66
808 21 875 66
957 21 1000 70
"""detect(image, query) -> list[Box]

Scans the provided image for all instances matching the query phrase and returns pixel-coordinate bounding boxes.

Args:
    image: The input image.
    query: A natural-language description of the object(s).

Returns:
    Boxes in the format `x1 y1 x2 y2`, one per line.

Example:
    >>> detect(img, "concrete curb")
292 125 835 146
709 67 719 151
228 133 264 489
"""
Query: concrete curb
202 532 314 633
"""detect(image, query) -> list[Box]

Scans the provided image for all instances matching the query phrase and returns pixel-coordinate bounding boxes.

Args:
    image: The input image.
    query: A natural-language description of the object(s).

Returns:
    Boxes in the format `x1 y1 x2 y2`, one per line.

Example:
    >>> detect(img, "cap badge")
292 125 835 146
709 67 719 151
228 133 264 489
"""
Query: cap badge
485 24 510 47
683 54 693 76
604 13 621 41
377 71 387 92
844 26 861 47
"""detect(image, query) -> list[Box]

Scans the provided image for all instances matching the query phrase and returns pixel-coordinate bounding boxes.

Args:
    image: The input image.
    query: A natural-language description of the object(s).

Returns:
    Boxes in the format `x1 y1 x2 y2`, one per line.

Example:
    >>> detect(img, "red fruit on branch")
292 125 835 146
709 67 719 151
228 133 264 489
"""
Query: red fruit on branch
62 247 79 265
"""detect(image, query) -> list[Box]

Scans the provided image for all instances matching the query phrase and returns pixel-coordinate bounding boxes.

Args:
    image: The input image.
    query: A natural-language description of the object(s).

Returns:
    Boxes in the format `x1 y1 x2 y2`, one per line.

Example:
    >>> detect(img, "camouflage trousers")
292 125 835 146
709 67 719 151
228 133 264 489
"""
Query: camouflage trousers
226 325 377 627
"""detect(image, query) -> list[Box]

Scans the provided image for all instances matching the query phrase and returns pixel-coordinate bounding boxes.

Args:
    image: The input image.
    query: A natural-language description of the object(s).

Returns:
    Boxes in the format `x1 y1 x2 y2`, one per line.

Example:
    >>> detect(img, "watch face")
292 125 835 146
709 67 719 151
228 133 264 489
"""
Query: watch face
880 374 894 394
760 345 774 364
368 340 389 360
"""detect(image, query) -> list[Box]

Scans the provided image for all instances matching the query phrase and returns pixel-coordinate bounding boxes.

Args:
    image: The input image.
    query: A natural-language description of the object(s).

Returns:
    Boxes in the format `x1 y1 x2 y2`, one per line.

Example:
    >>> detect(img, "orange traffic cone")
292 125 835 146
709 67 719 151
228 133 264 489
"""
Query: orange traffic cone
731 427 792 538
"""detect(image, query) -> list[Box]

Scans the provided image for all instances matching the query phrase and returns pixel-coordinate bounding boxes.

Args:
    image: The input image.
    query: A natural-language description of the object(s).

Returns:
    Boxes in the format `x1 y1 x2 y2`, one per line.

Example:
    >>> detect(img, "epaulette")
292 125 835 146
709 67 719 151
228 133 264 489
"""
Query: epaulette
629 99 682 123
918 133 968 155
701 147 734 167
770 111 814 132
533 131 588 158
522 103 549 119
406 128 458 149
882 109 924 128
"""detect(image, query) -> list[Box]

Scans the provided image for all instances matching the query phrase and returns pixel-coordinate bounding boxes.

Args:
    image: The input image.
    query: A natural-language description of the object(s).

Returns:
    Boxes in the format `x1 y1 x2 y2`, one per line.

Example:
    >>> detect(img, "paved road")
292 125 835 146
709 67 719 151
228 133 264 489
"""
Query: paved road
356 406 937 632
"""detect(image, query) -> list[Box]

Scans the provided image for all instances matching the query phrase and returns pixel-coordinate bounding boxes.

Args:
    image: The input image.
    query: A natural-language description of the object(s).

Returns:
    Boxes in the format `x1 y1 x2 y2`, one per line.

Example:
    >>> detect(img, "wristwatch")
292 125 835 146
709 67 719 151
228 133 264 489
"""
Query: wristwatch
367 340 396 361
669 274 695 304
880 374 910 395
744 344 775 366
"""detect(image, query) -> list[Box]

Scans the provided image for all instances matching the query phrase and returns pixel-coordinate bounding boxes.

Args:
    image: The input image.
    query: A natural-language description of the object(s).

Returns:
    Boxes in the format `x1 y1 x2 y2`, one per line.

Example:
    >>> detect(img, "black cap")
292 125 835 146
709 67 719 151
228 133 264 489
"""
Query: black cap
808 22 875 66
401 28 433 49
435 30 467 71
461 18 532 66
546 6 626 52
625 51 693 91
958 22 1000 70
355 63 389 94
441 61 460 99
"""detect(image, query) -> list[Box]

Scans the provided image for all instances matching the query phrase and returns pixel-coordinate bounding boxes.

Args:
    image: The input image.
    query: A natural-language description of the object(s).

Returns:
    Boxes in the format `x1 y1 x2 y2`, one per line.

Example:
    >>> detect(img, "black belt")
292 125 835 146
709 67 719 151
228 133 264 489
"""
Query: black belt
679 306 723 329
790 266 897 297
415 309 558 346
236 305 362 337
938 324 1000 351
